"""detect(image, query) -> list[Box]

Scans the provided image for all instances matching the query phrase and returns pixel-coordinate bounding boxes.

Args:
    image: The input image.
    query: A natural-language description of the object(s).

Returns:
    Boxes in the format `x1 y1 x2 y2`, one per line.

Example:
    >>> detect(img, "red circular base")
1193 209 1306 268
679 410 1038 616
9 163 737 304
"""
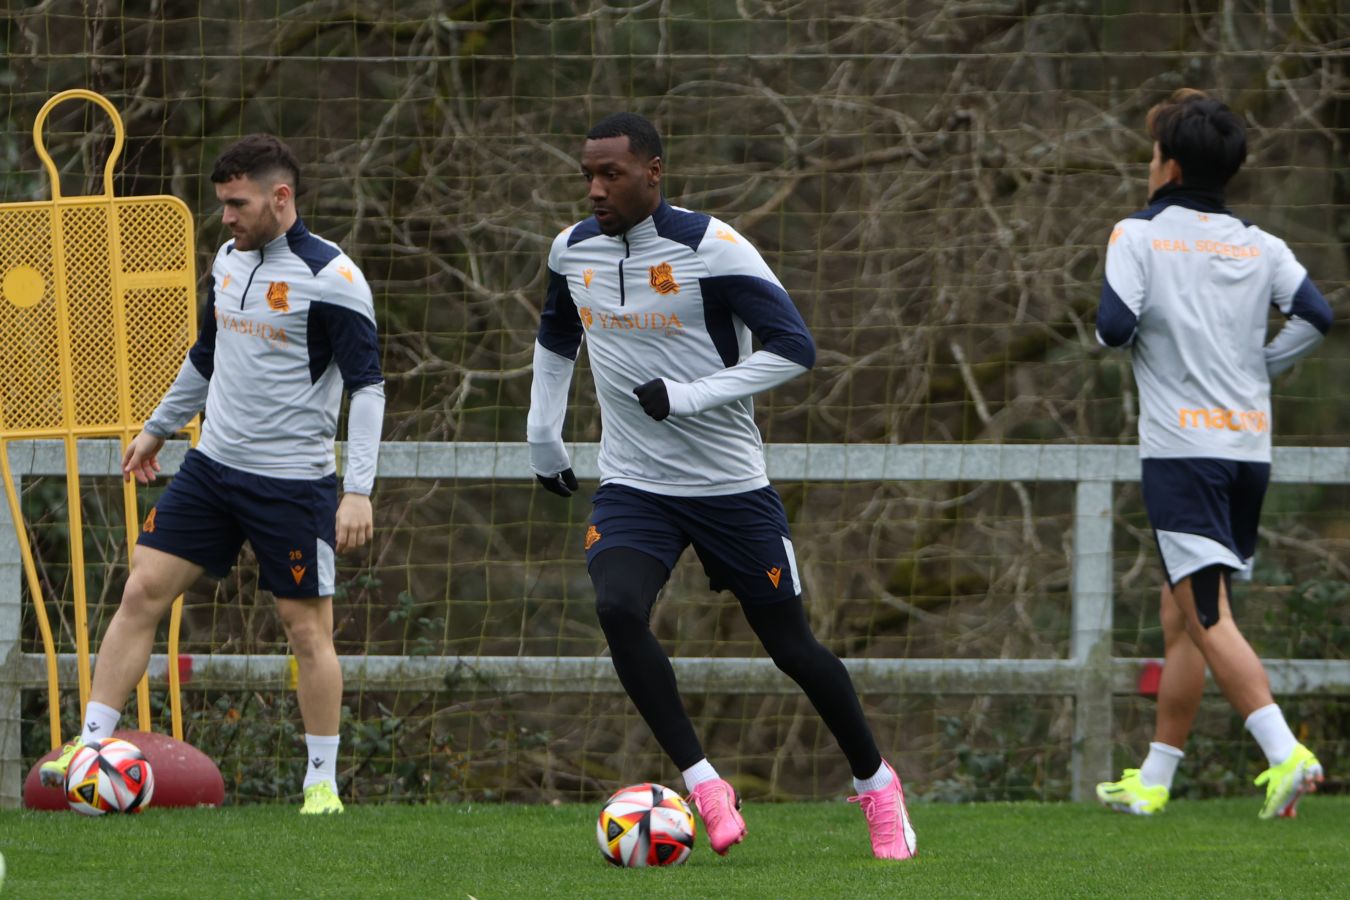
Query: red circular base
24 729 225 811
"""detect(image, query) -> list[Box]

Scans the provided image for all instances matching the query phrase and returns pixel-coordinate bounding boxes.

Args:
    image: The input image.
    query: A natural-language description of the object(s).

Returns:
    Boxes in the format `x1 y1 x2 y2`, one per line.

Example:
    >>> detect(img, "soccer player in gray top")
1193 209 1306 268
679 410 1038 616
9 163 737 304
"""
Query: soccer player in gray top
528 112 916 860
40 135 384 815
1094 90 1331 818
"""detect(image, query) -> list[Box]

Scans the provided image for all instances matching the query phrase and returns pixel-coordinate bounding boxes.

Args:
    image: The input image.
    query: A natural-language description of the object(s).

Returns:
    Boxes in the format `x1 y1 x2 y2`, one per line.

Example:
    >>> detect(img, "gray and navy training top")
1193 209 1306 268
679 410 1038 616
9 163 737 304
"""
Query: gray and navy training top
145 219 385 493
1096 186 1332 462
528 200 815 496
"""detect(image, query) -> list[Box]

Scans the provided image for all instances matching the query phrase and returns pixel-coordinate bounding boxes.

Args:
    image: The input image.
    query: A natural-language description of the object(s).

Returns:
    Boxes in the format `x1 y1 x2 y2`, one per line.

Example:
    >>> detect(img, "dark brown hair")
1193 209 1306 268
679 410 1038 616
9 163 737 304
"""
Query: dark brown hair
210 134 302 192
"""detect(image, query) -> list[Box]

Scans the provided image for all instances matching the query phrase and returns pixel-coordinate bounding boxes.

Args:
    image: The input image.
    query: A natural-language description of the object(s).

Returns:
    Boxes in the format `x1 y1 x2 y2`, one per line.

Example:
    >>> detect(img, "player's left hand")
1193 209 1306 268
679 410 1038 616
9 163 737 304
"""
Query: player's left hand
633 378 671 421
335 493 374 553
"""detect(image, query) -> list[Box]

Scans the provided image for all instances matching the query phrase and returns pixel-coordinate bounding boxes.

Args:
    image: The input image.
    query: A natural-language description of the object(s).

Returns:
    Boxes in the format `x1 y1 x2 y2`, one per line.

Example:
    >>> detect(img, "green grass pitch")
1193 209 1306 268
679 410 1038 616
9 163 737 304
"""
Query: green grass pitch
1 797 1346 898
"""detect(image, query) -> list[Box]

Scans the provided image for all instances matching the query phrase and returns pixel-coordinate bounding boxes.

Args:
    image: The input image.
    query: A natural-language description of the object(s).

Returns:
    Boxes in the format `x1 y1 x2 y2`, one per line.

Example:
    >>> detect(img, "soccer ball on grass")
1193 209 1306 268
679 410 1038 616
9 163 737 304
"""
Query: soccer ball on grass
65 737 155 815
596 782 696 867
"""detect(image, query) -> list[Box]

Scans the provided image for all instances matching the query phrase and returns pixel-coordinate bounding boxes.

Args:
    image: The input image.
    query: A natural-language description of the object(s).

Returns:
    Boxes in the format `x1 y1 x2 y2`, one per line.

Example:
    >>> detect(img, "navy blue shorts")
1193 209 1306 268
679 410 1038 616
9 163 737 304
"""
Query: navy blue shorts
584 483 801 604
1141 457 1270 584
137 449 337 598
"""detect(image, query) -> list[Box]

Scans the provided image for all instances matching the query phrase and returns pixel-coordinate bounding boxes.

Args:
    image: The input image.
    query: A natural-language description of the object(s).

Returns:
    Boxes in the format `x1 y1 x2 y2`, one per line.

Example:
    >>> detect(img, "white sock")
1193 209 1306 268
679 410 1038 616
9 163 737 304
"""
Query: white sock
80 701 121 744
303 734 340 790
853 761 894 794
1245 704 1298 767
1139 741 1184 789
681 758 720 792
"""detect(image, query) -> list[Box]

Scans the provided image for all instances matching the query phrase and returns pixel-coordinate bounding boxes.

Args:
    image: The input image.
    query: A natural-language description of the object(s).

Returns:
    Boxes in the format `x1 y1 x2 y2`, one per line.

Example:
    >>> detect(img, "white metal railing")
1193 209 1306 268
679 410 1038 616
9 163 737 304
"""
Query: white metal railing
2 441 1347 807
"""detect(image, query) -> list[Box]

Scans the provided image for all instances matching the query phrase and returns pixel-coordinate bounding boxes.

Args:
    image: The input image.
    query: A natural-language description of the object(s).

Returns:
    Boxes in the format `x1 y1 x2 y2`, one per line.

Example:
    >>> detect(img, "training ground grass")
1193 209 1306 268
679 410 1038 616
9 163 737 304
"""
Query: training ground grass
0 796 1346 898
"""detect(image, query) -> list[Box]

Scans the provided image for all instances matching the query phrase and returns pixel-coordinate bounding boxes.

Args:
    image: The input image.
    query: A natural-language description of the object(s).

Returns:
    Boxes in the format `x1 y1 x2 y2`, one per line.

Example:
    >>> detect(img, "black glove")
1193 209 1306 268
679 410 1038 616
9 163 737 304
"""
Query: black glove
536 468 578 497
633 379 670 421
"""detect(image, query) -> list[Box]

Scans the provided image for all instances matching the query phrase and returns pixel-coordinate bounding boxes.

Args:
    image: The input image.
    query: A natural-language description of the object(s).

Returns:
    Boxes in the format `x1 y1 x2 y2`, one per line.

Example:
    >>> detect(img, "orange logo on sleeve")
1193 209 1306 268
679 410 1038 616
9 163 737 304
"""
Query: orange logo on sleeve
584 525 602 550
1108 227 1123 246
715 228 738 244
142 508 157 533
583 268 595 288
221 274 232 290
766 567 783 588
337 265 354 283
649 262 680 295
266 281 290 312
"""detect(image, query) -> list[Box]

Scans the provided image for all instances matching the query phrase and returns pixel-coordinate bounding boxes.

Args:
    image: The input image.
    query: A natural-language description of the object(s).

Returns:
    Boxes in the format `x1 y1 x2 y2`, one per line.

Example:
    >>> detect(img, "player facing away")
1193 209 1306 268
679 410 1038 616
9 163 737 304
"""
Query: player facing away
527 112 916 860
1094 91 1332 818
40 134 385 815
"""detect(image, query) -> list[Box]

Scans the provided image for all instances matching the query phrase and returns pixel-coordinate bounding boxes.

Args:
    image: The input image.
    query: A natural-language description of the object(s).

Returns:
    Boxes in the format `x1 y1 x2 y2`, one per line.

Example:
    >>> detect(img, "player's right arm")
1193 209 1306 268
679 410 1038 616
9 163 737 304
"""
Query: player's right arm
528 229 583 497
1261 233 1332 378
125 265 221 483
1096 221 1146 348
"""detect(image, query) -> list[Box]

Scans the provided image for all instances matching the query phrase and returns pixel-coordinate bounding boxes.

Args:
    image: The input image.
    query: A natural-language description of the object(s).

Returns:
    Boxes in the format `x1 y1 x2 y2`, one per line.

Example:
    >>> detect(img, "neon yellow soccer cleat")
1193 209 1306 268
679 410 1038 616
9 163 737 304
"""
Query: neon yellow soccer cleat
300 781 345 815
1095 769 1169 815
1255 744 1323 820
38 738 84 789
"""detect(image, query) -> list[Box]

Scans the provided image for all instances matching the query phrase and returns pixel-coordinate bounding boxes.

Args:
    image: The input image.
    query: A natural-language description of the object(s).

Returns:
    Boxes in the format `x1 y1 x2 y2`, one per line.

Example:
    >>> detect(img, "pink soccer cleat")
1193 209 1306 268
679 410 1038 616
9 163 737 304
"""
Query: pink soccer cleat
848 761 917 860
688 778 746 855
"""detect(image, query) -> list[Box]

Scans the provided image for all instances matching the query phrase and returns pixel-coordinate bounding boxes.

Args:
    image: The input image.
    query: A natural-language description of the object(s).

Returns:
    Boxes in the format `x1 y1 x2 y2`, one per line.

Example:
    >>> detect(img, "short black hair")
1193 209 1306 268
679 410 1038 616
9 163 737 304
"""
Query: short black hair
586 112 663 161
211 134 302 192
1148 92 1247 189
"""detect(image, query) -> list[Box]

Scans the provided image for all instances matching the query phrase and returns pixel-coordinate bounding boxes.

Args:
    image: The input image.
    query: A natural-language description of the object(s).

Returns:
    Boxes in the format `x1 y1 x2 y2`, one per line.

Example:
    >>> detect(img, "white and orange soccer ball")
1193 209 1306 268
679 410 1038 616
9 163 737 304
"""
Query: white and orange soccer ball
65 737 155 815
596 782 696 867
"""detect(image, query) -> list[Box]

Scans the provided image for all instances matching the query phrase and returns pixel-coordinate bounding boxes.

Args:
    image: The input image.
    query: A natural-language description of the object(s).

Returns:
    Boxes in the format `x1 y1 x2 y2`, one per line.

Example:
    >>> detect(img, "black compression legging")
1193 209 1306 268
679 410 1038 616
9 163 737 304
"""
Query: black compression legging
590 546 883 778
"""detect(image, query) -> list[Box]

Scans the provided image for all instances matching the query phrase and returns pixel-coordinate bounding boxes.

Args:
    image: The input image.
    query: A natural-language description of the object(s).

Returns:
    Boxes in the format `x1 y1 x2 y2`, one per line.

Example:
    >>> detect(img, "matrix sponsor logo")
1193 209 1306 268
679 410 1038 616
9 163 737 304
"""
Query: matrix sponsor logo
578 306 684 335
215 309 290 348
1178 407 1269 434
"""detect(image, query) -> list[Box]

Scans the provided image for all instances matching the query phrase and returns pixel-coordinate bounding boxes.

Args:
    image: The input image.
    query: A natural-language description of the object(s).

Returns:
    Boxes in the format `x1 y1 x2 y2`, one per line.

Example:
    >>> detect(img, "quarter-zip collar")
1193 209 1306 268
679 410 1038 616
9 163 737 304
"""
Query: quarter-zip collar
1145 183 1231 216
613 199 669 247
231 217 309 257
231 219 309 309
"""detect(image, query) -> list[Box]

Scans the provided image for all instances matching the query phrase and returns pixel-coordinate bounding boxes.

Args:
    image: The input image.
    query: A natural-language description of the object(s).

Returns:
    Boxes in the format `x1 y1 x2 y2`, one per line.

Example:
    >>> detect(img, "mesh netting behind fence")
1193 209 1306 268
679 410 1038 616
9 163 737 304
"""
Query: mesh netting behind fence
3 2 1346 803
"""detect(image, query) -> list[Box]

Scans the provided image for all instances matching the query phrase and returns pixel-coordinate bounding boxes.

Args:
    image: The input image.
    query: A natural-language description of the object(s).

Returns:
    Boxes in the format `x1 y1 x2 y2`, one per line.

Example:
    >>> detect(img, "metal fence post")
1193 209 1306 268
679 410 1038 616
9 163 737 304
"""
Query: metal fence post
1070 479 1115 802
0 471 23 808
